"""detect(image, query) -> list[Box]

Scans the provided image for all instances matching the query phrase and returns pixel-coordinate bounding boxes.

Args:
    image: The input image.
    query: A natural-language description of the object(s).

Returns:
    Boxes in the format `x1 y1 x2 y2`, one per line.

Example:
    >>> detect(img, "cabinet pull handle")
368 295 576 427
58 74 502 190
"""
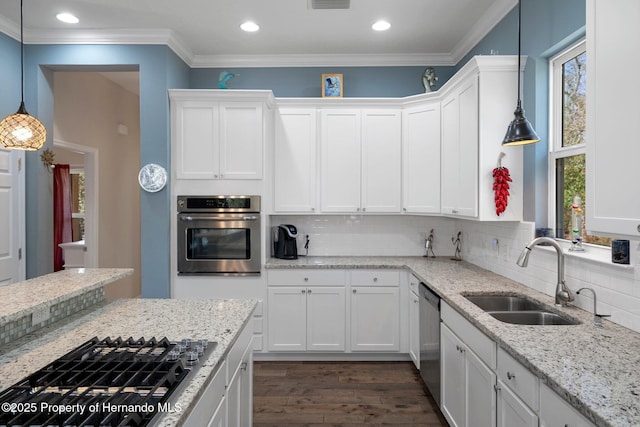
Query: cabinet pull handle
507 372 516 380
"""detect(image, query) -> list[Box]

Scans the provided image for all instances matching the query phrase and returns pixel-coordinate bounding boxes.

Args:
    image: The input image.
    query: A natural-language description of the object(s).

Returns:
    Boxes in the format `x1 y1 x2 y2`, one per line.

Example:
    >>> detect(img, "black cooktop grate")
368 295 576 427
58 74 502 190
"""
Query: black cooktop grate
0 337 191 426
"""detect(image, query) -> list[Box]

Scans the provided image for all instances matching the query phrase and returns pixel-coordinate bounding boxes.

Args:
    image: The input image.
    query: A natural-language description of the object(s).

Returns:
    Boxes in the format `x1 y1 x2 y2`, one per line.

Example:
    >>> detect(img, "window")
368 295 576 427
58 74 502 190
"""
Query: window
70 168 85 241
549 41 610 246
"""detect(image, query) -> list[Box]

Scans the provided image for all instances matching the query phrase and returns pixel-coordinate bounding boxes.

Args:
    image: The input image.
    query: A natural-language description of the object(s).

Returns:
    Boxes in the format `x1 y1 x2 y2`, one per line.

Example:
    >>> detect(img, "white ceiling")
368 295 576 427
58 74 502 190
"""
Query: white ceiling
0 0 517 68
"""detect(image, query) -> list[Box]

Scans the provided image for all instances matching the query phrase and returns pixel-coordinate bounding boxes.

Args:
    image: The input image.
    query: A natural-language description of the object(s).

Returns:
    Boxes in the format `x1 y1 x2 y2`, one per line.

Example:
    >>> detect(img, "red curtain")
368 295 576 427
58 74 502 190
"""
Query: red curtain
53 164 72 271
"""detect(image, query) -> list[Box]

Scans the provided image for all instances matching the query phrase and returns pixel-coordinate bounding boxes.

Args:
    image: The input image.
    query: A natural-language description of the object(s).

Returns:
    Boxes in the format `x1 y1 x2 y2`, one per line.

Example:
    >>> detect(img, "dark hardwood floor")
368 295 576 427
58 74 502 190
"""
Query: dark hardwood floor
253 361 448 426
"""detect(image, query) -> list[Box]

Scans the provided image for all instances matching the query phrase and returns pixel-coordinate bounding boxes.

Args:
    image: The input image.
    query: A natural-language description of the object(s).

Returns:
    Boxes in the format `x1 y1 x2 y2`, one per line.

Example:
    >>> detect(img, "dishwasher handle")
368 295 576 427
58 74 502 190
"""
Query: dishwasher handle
420 282 440 309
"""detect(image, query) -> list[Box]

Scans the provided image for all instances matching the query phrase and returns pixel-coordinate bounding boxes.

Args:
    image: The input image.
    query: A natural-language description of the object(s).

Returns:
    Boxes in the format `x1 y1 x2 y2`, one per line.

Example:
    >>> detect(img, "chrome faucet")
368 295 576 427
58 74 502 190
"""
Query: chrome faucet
576 287 611 327
516 237 575 307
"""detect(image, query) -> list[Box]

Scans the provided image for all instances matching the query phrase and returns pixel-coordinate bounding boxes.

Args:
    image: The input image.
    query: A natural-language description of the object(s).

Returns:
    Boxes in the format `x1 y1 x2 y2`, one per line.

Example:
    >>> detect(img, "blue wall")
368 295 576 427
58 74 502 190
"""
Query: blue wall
20 44 189 298
0 32 20 125
461 0 586 223
191 66 455 97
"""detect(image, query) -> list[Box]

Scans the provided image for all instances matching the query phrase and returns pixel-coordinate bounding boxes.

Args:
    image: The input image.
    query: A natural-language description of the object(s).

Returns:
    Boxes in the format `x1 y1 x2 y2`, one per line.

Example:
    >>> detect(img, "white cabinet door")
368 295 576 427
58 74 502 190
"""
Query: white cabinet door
441 323 466 427
321 110 362 212
227 337 253 427
440 76 478 218
408 288 420 369
361 110 402 212
466 345 497 427
350 286 400 351
402 102 441 213
496 379 538 427
207 400 226 427
307 287 346 351
586 0 640 237
274 108 317 212
173 100 219 180
441 322 496 427
267 287 307 351
219 102 263 179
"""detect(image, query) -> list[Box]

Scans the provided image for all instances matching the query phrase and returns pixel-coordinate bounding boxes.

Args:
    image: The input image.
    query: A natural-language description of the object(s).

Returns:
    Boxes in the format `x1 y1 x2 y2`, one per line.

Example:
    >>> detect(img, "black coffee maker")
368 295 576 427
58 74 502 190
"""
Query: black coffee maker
273 224 298 259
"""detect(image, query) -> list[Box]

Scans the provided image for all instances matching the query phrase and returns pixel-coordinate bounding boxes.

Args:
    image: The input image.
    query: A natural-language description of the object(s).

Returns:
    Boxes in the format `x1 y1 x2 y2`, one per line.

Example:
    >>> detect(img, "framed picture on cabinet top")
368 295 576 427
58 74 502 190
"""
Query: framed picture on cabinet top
322 73 343 98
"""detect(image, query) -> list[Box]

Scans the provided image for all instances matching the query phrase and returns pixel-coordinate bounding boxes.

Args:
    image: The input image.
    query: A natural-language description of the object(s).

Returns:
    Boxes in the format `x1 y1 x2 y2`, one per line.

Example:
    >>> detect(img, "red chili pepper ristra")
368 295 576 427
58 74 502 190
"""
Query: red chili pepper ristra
492 166 512 216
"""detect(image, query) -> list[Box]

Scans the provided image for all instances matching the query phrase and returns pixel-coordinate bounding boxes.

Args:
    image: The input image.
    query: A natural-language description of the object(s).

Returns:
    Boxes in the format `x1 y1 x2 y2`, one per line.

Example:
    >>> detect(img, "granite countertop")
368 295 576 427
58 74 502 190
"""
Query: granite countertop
0 298 257 427
0 268 133 324
266 256 640 427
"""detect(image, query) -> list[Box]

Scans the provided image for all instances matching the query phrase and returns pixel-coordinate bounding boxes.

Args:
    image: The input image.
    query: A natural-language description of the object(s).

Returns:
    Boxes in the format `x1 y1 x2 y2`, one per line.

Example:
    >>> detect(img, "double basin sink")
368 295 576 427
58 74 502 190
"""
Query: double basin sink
465 295 580 325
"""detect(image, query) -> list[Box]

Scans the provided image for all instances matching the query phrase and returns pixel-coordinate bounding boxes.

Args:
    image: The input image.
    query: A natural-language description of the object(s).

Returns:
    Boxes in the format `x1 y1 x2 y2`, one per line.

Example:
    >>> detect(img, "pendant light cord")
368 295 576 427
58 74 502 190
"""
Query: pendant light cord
20 0 24 104
516 0 522 108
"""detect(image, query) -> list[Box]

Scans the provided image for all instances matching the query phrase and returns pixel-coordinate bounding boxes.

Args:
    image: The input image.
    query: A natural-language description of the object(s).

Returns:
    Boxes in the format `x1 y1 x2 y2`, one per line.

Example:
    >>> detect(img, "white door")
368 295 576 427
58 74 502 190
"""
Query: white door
497 380 538 427
274 108 317 212
361 110 402 212
402 103 441 213
408 291 420 369
0 149 24 285
456 76 479 218
173 100 219 180
306 286 346 351
441 324 466 427
219 102 263 179
320 110 361 212
267 287 307 351
440 95 459 215
466 345 497 427
350 286 400 351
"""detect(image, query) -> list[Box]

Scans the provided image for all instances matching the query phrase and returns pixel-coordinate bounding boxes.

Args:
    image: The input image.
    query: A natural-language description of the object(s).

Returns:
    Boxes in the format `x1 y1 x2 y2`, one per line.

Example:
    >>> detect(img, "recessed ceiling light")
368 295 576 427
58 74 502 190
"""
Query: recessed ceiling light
372 20 391 31
240 21 260 32
56 12 79 24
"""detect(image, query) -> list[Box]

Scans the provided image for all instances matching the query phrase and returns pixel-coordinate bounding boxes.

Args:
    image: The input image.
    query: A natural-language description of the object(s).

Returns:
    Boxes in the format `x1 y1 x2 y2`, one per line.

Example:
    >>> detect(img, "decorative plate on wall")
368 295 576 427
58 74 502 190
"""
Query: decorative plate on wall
138 163 167 192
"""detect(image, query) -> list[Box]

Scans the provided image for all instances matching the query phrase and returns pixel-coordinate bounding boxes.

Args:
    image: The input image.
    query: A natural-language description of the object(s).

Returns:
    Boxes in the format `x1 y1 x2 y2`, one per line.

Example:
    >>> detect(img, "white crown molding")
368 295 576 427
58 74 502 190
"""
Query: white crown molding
0 14 19 40
190 52 457 68
450 0 517 63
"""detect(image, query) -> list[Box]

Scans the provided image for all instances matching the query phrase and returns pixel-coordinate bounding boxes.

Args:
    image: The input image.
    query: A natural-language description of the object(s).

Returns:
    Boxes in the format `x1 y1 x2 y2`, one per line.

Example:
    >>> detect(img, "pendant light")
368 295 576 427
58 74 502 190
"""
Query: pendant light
0 0 46 151
502 0 539 146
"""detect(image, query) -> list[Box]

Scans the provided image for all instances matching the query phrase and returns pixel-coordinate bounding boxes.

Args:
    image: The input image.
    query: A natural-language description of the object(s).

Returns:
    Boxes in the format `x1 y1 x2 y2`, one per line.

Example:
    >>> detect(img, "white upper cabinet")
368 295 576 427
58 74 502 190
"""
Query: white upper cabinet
440 57 523 221
586 0 640 237
320 108 402 213
273 107 318 213
402 101 441 214
170 90 274 181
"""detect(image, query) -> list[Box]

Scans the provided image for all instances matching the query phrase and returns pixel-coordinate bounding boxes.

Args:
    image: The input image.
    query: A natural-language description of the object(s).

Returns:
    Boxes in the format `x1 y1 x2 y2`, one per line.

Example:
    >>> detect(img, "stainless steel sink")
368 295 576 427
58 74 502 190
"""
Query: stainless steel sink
464 294 580 326
489 311 579 326
465 295 545 312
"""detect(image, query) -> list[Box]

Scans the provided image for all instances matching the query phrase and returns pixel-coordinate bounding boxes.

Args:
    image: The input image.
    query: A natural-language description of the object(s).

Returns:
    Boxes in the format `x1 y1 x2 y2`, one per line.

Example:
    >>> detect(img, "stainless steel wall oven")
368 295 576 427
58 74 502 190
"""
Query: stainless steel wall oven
177 195 261 275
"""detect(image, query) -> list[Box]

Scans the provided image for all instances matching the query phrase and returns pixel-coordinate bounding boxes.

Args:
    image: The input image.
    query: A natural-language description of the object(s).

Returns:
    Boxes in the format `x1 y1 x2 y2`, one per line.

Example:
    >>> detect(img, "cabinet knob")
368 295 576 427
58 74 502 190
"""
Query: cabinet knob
308 289 312 294
362 208 366 212
311 208 315 212
507 372 516 380
214 174 219 178
494 384 501 392
403 207 407 212
241 361 248 371
452 209 459 214
302 289 306 294
373 277 378 282
353 289 357 294
356 208 361 212
304 277 309 282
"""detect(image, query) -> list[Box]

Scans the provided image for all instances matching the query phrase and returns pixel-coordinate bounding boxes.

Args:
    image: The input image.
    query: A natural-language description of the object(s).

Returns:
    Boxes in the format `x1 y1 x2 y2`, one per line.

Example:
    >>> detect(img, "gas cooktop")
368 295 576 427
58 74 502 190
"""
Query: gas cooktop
0 336 216 426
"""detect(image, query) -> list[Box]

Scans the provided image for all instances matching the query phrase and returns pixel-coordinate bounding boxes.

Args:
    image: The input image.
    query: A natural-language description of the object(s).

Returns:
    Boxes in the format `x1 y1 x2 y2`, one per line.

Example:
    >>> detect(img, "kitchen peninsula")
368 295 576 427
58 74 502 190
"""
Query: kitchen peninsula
266 256 640 427
0 270 257 426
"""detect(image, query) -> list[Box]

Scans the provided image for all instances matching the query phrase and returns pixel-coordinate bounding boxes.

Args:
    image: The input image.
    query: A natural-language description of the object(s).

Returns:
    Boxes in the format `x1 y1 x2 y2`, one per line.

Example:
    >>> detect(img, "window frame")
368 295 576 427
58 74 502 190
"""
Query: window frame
548 39 588 243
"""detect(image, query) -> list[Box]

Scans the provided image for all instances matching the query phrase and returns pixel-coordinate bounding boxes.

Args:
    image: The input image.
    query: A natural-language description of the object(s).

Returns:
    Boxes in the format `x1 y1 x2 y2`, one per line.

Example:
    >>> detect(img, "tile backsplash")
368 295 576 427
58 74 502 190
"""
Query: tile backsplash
270 214 640 334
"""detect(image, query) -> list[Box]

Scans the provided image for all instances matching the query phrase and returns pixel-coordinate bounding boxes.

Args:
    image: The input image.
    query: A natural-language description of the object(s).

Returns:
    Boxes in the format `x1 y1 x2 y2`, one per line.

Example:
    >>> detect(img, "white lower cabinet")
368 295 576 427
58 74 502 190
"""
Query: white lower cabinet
441 301 595 427
441 323 496 427
268 286 346 351
350 286 400 351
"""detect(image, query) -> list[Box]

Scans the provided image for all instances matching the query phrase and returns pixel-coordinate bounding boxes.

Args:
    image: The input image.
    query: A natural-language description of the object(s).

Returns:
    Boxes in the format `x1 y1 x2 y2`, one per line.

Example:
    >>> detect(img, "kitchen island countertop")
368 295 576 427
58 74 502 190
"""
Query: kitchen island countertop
0 297 257 426
266 256 640 427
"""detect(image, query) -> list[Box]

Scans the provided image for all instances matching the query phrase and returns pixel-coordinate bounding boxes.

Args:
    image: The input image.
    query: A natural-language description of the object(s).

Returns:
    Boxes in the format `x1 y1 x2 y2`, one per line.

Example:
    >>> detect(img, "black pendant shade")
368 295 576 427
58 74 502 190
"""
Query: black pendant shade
0 0 47 151
502 0 539 146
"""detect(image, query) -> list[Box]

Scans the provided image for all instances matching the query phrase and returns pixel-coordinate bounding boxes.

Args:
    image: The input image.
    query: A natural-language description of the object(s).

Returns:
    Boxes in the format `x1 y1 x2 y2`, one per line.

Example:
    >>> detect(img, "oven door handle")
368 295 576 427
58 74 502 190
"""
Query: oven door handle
179 215 260 221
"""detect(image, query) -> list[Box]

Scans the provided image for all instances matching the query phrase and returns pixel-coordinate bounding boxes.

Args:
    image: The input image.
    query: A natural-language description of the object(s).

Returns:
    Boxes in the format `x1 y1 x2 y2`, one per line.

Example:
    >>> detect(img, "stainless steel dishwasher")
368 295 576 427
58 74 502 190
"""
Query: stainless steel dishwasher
419 282 441 408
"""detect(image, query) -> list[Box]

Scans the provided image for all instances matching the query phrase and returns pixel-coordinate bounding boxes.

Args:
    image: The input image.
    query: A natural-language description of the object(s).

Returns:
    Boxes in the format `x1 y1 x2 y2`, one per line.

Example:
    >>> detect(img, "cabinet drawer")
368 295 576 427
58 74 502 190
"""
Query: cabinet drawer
540 382 595 427
268 269 346 286
497 347 539 411
441 302 496 369
350 270 400 286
